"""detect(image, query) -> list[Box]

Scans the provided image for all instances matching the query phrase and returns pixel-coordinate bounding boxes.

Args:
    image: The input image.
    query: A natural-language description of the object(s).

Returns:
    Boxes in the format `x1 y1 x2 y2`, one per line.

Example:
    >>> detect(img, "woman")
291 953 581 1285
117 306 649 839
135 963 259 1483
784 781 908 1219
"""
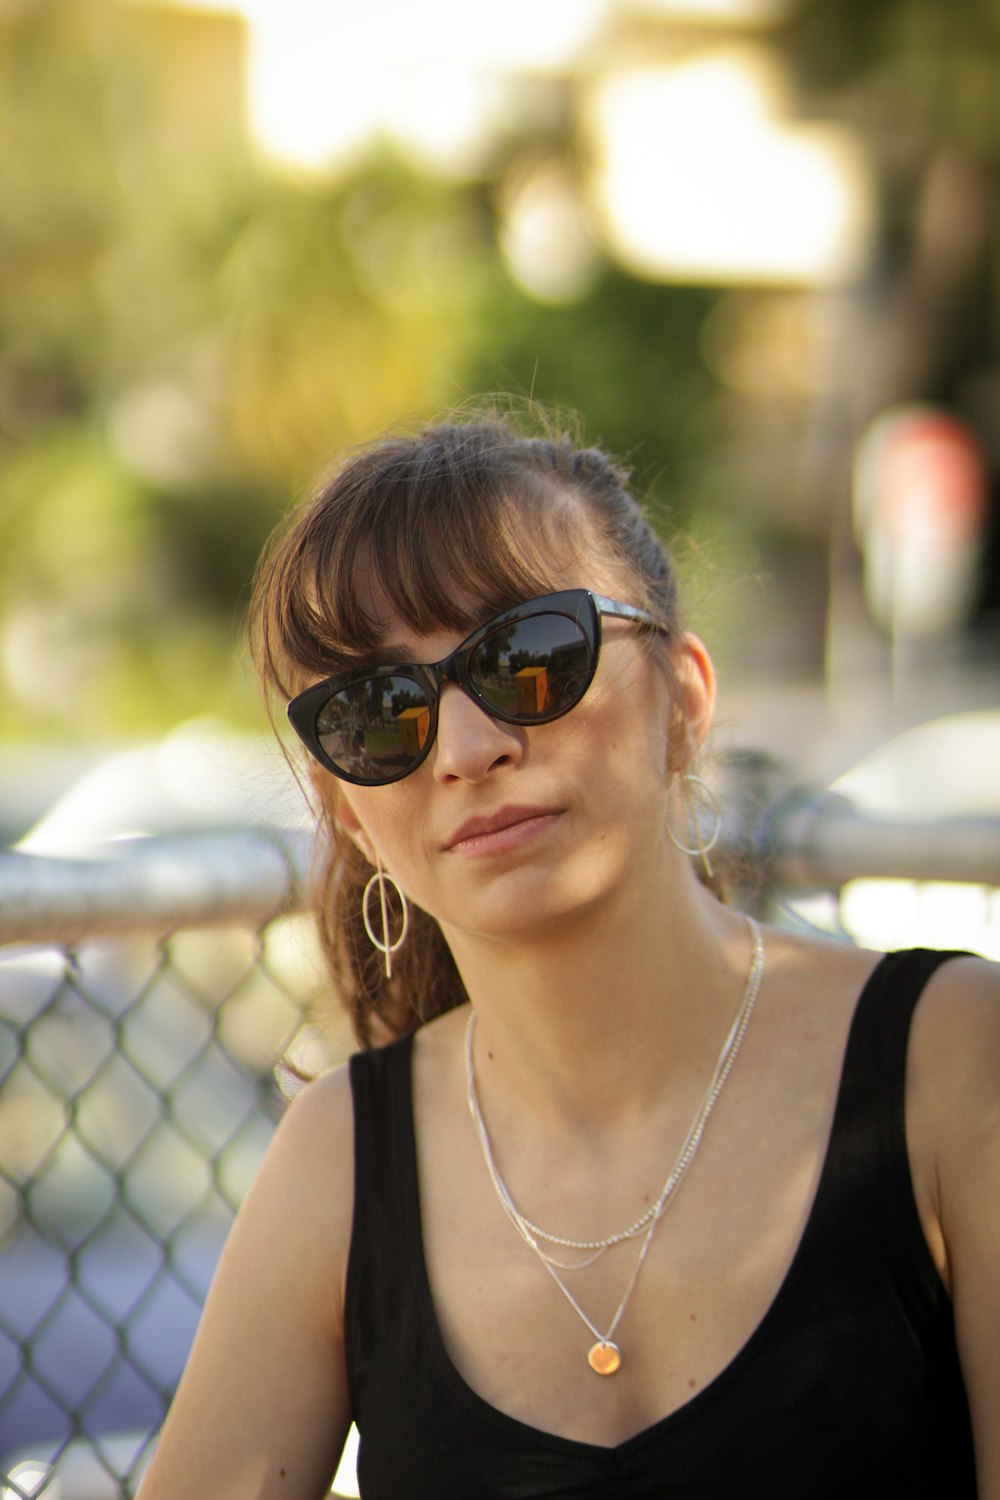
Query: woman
139 411 999 1498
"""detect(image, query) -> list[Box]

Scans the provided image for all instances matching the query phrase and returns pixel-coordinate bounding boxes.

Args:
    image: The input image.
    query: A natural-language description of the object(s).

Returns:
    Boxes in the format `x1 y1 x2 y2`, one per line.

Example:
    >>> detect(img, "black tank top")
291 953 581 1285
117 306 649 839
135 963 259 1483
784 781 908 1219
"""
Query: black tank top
345 949 976 1498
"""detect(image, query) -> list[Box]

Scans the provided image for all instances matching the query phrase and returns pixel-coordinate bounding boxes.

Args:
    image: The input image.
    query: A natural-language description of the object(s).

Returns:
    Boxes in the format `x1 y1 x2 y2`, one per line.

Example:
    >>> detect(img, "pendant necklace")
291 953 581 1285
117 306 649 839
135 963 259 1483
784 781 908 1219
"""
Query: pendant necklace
465 915 764 1376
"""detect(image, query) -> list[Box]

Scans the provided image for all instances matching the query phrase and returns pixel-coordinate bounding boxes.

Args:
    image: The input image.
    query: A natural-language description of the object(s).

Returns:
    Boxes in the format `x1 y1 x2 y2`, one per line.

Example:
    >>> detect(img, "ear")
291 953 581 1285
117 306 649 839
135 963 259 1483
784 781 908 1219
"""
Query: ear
666 632 716 772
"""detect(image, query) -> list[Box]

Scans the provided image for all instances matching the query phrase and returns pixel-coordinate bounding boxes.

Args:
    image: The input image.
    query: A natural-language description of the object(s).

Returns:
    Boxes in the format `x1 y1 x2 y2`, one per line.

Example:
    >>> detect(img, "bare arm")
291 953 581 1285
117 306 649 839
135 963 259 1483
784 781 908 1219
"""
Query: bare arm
911 957 1000 1498
138 1066 355 1500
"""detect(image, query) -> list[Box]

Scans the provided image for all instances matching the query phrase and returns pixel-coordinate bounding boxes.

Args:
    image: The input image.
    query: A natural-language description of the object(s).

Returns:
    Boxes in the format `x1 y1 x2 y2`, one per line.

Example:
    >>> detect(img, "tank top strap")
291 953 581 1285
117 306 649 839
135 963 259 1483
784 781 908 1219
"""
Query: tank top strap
345 1033 419 1409
811 947 966 1277
347 1030 416 1201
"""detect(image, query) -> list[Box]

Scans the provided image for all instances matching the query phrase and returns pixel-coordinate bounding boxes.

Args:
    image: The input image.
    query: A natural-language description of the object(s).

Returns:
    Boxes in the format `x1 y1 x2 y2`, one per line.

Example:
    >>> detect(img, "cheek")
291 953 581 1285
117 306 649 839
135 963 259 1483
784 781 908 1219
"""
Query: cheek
333 783 397 868
584 654 673 773
337 782 432 889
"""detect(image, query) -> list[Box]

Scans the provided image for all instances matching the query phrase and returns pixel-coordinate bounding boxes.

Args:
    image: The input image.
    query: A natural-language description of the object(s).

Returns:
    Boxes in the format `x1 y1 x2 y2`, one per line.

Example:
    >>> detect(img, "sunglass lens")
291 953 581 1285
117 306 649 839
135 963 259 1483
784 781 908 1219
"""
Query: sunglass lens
317 675 431 782
470 612 592 721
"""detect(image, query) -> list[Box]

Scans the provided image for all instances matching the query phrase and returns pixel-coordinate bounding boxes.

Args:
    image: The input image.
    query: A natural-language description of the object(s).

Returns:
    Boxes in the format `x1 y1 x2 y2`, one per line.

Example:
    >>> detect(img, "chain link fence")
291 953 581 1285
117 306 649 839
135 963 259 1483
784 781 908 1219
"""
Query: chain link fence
0 833 355 1500
2 785 999 1500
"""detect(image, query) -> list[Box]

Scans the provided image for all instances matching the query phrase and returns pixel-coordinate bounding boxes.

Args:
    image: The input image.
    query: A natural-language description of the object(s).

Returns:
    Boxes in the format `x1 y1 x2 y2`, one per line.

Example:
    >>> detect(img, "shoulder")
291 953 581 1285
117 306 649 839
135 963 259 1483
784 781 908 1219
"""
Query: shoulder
904 954 1000 1274
136 1065 359 1497
903 954 1000 1488
285 1056 357 1131
278 1036 419 1202
268 1062 356 1205
908 952 1000 1128
756 925 883 1038
229 1064 357 1315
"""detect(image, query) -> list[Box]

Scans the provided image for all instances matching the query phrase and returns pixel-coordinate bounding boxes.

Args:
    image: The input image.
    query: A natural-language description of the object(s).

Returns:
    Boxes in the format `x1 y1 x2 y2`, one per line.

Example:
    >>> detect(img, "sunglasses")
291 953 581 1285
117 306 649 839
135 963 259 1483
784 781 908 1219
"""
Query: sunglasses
287 588 669 786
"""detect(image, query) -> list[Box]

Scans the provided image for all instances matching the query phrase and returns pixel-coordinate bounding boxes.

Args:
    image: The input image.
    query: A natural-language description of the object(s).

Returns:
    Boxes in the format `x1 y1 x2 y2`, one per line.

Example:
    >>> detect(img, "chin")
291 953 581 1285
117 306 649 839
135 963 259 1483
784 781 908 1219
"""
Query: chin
448 848 631 945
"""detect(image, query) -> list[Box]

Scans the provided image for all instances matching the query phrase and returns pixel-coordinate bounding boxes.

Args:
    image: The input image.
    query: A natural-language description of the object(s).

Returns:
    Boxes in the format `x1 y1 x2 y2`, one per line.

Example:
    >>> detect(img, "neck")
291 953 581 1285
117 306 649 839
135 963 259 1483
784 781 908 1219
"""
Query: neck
440 867 757 1132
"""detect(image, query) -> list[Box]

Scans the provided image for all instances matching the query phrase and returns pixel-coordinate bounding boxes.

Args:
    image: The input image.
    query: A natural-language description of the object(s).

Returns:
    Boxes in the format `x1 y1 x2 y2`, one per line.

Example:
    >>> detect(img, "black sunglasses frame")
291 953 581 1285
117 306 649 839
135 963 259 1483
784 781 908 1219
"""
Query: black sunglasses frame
286 589 668 787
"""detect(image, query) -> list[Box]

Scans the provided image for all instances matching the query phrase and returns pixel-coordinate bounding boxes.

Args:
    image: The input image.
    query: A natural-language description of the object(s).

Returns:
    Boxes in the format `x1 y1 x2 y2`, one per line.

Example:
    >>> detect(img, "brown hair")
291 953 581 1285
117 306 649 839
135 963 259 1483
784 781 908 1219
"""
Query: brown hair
251 407 686 1048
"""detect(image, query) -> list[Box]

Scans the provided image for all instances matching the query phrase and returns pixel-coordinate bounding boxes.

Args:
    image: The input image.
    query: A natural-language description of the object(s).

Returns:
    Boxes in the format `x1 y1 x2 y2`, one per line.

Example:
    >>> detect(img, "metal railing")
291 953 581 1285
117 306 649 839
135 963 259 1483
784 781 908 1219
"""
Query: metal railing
2 781 998 1499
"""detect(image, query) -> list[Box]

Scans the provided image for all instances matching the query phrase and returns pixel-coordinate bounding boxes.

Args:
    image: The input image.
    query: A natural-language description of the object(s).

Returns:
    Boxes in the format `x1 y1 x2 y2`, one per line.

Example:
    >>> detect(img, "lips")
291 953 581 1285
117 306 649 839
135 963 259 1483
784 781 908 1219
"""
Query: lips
442 804 562 853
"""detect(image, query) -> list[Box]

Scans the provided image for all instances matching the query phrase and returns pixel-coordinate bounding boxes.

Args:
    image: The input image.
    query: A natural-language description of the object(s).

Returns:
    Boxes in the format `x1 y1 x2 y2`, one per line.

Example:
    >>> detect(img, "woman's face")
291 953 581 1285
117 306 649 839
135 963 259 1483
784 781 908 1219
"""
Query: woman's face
330 555 714 948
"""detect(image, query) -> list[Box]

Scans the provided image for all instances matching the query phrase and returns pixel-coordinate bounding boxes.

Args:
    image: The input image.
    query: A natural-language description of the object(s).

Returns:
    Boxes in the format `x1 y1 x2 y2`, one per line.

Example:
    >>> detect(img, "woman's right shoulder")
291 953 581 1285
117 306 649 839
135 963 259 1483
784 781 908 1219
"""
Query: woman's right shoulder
273 1062 356 1190
136 1063 359 1498
233 1063 357 1275
289 1057 356 1119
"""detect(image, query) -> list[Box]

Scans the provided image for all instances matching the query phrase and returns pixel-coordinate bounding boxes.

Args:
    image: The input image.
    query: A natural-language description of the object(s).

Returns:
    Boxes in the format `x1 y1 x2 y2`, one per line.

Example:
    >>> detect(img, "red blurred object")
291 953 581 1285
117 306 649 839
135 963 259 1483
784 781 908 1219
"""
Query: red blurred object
853 405 989 636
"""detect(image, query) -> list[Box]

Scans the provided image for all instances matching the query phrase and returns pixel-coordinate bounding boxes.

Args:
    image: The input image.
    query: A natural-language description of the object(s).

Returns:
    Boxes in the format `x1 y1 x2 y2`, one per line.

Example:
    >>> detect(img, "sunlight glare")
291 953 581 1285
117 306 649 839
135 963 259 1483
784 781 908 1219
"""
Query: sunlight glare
588 48 872 284
499 157 601 303
239 0 608 174
840 880 1000 961
621 0 792 20
1 1464 57 1500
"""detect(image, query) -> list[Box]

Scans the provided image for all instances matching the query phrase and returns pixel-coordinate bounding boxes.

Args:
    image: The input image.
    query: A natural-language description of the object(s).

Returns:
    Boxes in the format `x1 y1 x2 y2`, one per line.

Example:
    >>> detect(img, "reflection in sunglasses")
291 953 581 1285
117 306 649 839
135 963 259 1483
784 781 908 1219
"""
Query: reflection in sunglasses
397 706 430 755
289 590 668 786
515 665 550 716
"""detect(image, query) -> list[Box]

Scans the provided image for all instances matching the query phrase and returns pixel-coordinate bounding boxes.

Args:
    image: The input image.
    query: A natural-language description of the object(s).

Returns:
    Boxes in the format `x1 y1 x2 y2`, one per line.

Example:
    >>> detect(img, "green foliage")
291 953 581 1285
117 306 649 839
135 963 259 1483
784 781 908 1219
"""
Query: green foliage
461 267 720 516
2 0 993 743
0 1 730 742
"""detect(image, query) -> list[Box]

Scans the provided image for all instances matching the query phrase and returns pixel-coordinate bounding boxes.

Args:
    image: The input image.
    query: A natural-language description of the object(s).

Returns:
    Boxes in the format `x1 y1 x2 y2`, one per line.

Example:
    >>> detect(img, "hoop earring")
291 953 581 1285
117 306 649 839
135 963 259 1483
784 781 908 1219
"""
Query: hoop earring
362 857 409 978
667 773 722 881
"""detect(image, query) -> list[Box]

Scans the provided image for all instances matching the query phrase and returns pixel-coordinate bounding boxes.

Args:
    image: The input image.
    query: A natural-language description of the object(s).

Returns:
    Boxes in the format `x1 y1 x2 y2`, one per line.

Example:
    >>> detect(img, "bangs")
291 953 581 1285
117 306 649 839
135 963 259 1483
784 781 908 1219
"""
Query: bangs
254 429 587 698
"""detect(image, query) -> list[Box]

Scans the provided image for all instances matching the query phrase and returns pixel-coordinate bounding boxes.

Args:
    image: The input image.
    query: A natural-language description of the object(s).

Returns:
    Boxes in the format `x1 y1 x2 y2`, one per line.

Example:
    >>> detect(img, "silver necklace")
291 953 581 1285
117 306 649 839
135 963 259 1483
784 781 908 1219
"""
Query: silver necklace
465 915 764 1376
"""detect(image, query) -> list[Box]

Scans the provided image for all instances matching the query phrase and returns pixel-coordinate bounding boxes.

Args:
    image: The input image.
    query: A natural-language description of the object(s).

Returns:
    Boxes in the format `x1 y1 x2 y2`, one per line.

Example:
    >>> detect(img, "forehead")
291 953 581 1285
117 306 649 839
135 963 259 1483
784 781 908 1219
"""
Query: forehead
355 500 617 639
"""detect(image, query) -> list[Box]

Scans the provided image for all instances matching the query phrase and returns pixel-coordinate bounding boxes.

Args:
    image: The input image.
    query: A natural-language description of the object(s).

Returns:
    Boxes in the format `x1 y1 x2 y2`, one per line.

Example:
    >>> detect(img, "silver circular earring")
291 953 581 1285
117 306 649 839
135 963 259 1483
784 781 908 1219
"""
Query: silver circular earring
667 773 722 880
362 858 409 978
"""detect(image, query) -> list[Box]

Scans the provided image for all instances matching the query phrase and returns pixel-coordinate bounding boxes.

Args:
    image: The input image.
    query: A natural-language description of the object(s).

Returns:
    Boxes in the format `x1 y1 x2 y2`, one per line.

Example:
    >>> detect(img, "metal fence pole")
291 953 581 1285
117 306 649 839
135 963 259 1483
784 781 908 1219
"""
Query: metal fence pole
0 830 314 947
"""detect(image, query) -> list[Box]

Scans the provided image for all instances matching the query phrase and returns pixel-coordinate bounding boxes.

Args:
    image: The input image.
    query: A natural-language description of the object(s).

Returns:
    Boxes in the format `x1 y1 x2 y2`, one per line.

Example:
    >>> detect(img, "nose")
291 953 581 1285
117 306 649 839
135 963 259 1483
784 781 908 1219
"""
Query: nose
431 683 525 784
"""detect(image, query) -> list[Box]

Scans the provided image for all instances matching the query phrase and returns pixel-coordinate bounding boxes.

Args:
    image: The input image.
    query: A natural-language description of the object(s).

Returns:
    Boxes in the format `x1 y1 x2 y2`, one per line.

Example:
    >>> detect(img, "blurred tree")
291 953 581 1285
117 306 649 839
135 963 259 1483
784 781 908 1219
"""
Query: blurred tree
0 0 995 747
0 0 726 742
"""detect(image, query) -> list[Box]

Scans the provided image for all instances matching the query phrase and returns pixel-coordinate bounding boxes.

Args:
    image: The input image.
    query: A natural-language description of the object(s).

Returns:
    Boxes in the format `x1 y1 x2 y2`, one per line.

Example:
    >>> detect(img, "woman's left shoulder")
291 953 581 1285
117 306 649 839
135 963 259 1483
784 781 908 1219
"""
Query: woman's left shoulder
906 953 1000 1253
907 954 1000 1489
909 950 1000 1099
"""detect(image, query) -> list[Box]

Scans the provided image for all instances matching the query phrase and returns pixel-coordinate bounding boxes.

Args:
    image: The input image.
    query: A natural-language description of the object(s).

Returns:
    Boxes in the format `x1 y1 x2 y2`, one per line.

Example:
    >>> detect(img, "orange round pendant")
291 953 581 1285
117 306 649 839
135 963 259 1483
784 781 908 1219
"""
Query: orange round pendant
587 1340 622 1376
